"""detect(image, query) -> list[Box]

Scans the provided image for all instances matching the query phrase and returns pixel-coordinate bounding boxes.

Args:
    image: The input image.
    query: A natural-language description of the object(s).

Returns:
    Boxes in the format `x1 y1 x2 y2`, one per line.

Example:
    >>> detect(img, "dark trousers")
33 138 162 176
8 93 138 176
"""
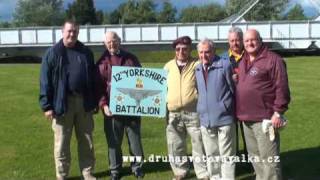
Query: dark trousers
236 121 254 173
236 121 248 156
104 115 144 175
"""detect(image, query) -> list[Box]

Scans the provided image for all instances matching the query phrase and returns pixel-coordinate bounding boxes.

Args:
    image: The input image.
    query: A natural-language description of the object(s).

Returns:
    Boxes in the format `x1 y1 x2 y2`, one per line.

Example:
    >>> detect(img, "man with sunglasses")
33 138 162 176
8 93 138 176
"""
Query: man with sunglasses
164 36 209 180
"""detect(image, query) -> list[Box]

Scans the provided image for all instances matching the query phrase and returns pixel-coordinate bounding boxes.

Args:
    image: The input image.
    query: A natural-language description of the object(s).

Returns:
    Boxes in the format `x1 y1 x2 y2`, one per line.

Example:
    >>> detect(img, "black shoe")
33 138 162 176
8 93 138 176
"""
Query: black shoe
133 168 144 179
110 173 120 180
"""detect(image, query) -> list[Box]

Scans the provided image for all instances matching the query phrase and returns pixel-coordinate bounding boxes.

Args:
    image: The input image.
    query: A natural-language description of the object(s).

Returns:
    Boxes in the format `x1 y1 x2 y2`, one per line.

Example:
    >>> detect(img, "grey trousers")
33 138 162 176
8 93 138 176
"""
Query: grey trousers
104 115 144 175
242 121 282 180
166 111 209 179
201 123 236 180
52 95 95 179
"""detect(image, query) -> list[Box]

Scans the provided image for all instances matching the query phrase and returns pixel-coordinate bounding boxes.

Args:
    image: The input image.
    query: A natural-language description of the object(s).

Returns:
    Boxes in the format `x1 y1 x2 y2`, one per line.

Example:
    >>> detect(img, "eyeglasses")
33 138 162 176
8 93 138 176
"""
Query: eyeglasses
175 47 188 51
106 40 119 45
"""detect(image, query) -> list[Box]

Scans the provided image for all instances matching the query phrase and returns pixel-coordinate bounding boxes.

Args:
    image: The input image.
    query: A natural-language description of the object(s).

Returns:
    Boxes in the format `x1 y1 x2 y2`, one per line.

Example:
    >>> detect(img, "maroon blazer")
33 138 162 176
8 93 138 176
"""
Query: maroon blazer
236 45 290 121
95 49 141 108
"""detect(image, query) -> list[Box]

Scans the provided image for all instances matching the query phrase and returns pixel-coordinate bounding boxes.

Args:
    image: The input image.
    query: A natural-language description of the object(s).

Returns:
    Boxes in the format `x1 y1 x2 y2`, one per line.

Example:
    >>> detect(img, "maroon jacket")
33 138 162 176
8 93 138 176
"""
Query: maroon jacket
95 49 141 108
236 45 290 121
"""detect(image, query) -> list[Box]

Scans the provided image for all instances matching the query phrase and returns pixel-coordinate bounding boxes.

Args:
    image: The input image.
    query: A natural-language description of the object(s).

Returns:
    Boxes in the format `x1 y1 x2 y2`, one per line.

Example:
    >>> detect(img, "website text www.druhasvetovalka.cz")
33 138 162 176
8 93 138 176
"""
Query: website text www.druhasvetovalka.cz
122 154 280 164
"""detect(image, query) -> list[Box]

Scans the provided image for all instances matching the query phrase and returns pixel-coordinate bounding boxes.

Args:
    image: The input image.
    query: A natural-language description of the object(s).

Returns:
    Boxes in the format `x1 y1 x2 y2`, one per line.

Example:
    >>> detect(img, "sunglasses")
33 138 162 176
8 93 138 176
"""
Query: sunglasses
175 47 188 51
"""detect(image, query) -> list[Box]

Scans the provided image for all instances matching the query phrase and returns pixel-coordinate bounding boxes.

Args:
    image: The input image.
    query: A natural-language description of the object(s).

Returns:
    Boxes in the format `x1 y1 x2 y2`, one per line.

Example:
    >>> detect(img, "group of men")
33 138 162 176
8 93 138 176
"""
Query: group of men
165 27 290 180
39 20 290 180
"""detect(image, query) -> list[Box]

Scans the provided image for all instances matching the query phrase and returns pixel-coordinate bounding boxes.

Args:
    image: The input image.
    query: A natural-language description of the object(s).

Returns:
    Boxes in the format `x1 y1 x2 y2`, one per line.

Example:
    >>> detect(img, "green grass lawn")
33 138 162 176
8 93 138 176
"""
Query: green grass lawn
0 56 320 180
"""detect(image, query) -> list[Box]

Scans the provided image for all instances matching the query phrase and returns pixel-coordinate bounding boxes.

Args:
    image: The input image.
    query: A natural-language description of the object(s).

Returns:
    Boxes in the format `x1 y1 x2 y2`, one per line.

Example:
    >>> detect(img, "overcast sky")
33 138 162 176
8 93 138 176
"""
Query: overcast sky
0 0 318 22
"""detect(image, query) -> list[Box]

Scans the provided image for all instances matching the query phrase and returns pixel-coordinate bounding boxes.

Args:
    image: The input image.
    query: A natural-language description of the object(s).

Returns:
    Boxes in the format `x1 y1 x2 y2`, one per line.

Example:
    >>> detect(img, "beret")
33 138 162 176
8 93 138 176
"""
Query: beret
172 36 192 48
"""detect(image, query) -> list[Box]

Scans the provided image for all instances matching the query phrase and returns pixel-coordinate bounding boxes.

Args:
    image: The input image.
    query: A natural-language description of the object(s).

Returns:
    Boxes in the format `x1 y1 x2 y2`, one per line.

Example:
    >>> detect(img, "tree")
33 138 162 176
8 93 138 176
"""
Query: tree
118 1 137 24
180 4 226 23
157 1 177 23
135 0 157 23
108 0 157 24
65 0 102 25
225 0 289 21
0 21 11 28
285 4 307 20
108 9 122 24
13 0 64 27
96 10 104 24
179 6 201 22
225 0 247 16
200 4 227 22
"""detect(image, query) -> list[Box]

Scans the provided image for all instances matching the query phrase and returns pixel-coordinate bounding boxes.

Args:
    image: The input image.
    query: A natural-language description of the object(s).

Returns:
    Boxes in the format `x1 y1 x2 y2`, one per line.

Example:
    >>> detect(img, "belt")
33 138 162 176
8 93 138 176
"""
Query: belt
170 111 197 116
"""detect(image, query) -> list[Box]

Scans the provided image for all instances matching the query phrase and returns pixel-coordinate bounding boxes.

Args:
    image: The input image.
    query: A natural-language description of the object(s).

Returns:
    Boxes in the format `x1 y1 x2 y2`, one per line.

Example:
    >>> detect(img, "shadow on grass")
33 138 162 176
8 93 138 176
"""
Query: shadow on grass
67 147 320 180
67 175 82 180
67 161 171 180
142 161 171 173
235 147 320 180
66 170 110 180
119 161 172 179
67 170 110 180
282 147 320 180
235 150 255 180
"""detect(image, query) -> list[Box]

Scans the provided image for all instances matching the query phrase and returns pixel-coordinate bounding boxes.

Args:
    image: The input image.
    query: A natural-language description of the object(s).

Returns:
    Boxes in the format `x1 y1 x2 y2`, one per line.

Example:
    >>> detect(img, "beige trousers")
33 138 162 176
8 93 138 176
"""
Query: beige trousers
52 95 95 179
166 111 209 179
242 121 282 180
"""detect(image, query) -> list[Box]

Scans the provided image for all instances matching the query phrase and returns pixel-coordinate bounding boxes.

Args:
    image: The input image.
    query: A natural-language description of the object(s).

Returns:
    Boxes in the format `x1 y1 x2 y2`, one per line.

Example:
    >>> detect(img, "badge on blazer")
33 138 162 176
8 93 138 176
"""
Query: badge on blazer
249 67 259 76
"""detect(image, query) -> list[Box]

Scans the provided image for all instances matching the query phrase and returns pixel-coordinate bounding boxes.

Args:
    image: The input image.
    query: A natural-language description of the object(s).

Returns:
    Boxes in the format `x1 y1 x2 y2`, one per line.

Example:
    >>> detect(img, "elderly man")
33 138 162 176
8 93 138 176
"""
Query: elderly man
195 38 236 179
226 26 244 72
39 20 97 180
236 29 290 180
164 36 209 180
95 31 144 180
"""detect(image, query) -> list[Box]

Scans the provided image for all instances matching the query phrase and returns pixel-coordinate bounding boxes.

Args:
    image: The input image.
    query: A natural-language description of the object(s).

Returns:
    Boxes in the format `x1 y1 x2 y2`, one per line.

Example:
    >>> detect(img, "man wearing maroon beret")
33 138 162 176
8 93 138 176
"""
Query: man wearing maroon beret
164 36 209 180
